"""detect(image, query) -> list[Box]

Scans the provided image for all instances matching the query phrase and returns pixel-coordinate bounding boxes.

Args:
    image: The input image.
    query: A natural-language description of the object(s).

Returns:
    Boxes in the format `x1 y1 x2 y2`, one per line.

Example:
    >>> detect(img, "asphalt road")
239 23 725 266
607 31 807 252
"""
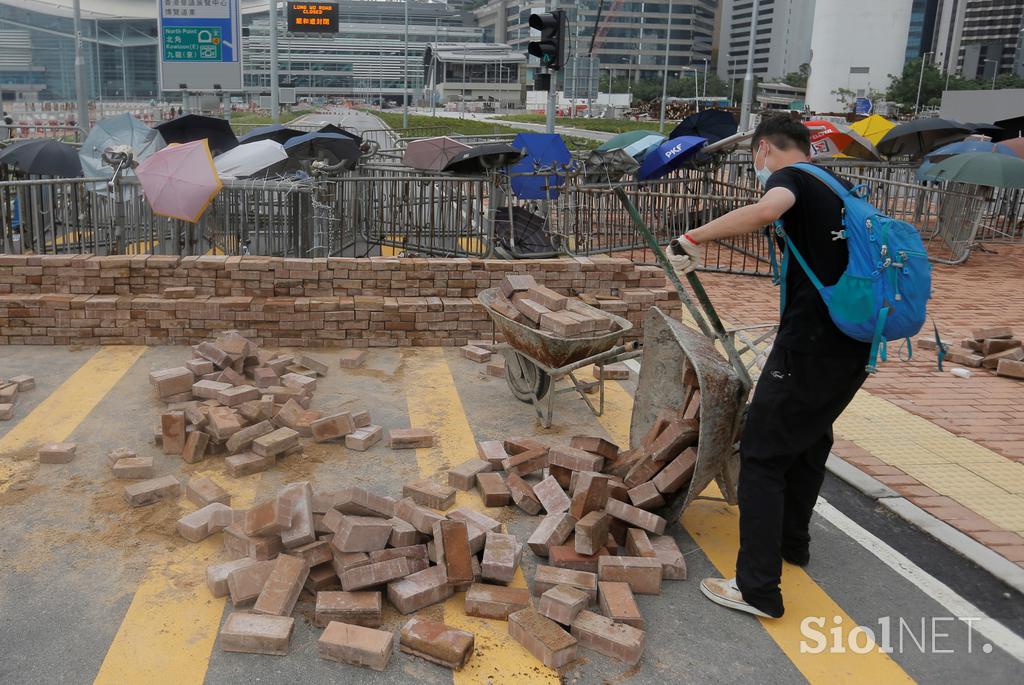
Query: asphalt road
1 344 1021 684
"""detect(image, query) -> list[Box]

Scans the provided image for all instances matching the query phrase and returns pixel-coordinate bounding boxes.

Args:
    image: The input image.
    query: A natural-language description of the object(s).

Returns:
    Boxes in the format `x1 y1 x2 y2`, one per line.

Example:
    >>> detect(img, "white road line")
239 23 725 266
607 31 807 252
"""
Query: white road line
815 497 1024 663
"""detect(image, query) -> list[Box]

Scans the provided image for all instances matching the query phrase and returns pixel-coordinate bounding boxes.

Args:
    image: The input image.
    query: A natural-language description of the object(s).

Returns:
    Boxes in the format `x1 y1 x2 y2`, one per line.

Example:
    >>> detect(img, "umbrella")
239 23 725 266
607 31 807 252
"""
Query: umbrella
916 139 1020 181
804 120 880 161
921 152 1024 188
402 136 471 171
492 206 556 256
581 148 640 184
135 140 222 222
623 133 667 161
507 132 573 200
238 124 307 145
155 114 238 155
79 113 165 184
214 140 289 179
595 129 661 153
850 114 896 145
669 109 738 144
997 137 1024 159
994 116 1024 141
441 143 524 174
963 122 1003 137
283 132 361 168
877 118 971 159
318 123 362 143
637 136 706 181
0 139 82 177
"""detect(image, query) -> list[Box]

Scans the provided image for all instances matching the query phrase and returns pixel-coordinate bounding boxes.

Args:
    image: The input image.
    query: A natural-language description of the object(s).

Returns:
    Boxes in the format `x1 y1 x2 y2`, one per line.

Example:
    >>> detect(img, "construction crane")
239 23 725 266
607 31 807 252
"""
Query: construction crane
589 0 627 55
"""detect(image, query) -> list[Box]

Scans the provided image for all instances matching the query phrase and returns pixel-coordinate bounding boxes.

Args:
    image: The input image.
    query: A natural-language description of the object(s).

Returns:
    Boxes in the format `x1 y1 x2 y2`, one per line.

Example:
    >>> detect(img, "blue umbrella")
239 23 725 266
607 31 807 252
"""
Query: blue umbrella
637 136 706 181
623 133 667 161
507 132 572 200
916 139 1018 181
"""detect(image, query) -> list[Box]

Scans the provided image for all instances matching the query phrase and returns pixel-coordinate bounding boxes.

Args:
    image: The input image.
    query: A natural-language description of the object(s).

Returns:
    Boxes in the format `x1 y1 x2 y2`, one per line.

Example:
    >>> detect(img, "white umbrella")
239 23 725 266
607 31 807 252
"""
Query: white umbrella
214 140 289 179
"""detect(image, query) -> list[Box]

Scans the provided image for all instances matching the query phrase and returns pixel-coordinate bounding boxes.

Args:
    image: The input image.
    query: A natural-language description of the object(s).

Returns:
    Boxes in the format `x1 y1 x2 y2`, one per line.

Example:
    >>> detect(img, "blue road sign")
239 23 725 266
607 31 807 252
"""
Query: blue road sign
158 0 242 91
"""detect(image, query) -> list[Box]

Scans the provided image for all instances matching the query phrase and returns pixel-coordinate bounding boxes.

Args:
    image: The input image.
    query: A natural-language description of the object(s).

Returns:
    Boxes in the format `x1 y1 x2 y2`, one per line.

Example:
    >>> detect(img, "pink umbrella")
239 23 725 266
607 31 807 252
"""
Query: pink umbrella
135 139 222 222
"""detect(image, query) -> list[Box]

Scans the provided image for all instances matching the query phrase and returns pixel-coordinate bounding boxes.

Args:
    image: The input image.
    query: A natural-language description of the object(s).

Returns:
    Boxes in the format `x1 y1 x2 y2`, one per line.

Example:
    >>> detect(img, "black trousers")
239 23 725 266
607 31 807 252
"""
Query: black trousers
735 344 868 617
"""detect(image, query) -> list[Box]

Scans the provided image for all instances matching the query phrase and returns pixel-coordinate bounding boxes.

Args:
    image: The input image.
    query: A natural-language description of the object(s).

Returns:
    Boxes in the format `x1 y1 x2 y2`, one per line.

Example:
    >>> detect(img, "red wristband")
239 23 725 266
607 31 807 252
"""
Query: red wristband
683 233 699 246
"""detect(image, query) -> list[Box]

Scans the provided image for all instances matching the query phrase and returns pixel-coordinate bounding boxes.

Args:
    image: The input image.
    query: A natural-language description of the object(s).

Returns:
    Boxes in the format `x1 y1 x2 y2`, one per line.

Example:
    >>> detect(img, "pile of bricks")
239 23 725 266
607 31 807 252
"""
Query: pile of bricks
131 331 387 503
933 326 1024 380
488 275 623 338
0 255 681 348
0 374 35 422
190 416 695 671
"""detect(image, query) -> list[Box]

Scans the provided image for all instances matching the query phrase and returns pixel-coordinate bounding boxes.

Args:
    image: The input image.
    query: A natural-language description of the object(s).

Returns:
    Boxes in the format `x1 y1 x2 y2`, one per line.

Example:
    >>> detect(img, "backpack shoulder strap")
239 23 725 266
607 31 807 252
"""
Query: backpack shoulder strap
791 162 849 199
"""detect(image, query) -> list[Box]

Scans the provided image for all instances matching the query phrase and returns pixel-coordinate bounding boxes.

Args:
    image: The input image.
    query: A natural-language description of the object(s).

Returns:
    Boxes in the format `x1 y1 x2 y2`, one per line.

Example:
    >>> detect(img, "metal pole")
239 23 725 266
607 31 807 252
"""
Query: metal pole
462 45 467 119
72 0 89 133
269 0 280 123
986 59 997 89
914 52 932 114
430 53 437 117
658 0 673 133
693 68 699 112
402 0 409 127
739 0 760 132
546 68 556 133
702 57 708 99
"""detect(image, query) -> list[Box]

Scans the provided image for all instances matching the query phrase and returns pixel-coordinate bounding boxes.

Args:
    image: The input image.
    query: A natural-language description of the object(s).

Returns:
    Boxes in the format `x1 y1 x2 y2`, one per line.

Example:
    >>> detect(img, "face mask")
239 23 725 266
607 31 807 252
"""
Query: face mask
753 143 772 187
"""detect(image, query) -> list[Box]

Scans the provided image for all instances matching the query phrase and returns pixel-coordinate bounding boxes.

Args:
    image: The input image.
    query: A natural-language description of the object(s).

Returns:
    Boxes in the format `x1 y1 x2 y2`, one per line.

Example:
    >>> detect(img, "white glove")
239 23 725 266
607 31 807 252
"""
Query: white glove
667 234 701 275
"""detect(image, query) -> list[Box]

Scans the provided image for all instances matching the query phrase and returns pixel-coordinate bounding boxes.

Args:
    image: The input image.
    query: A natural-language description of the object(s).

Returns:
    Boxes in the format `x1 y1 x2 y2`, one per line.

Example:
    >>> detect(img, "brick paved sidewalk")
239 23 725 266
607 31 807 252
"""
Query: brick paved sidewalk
693 243 1024 569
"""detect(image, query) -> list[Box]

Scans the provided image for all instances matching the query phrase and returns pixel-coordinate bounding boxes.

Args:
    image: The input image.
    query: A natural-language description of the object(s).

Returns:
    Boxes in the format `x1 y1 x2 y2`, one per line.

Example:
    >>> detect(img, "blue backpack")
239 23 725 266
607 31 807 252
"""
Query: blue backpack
772 163 932 373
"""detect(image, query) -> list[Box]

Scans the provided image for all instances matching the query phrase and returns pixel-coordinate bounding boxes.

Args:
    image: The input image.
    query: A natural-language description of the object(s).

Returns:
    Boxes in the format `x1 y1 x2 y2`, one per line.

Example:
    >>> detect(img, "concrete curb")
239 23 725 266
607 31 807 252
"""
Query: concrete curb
825 454 1024 596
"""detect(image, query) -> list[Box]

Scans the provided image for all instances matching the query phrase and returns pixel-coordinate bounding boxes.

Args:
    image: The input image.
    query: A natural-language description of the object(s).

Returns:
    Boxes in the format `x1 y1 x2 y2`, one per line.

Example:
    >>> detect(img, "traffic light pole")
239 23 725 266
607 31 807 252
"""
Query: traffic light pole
546 69 556 134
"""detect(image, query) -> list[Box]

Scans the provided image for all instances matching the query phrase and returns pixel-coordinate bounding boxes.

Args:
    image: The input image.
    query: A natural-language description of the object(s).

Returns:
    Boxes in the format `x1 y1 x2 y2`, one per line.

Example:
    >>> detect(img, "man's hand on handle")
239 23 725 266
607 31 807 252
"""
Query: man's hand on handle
668 233 701 275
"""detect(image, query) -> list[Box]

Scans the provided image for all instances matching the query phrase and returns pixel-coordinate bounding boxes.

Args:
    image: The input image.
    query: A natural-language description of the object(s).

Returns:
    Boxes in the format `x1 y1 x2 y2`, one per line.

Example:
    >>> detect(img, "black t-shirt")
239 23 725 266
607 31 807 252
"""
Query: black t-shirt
765 165 872 358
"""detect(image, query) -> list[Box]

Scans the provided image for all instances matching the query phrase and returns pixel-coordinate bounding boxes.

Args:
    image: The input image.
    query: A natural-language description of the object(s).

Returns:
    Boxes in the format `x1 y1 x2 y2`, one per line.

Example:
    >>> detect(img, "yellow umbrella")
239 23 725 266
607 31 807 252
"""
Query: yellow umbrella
851 114 896 146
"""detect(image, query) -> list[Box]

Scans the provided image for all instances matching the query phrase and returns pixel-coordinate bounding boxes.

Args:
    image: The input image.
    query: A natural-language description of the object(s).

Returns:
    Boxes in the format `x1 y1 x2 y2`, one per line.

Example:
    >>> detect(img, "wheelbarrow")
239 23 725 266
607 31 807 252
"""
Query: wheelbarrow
478 288 641 428
614 187 754 517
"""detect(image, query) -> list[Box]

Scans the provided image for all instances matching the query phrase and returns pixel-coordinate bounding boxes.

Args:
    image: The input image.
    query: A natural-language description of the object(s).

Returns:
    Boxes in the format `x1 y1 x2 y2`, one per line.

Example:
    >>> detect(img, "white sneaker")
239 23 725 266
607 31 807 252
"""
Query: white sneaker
700 577 774 619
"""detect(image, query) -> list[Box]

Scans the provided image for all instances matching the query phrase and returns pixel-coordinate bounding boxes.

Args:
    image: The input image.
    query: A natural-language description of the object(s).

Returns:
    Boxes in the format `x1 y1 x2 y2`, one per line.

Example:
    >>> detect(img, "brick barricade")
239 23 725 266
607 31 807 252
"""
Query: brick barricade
0 255 679 347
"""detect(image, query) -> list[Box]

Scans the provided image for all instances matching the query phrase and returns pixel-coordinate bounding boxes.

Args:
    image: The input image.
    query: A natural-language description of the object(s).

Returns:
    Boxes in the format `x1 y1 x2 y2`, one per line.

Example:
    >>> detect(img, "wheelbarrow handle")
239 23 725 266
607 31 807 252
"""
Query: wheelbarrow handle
613 187 753 392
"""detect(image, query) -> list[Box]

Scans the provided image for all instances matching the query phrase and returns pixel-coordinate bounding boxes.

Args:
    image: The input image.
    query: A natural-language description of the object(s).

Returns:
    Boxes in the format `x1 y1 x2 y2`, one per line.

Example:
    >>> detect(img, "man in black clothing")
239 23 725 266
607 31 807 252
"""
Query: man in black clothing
668 115 870 619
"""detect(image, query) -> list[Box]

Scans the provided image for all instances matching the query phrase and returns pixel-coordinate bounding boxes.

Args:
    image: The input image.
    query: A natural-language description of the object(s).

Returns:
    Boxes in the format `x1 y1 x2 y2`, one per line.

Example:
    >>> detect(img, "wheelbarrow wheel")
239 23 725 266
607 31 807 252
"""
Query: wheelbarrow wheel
505 352 550 403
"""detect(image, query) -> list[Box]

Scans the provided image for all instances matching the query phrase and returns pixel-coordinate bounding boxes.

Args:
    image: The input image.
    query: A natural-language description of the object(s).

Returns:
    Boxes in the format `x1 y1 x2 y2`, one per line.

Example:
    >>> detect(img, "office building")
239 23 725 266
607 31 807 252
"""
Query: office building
805 0 913 113
933 0 1024 79
473 1 716 84
716 0 815 82
906 0 940 60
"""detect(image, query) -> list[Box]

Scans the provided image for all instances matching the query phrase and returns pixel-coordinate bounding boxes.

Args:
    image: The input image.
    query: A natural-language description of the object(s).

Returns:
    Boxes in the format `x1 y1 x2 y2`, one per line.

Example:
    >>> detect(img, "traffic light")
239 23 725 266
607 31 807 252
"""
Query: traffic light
528 10 567 71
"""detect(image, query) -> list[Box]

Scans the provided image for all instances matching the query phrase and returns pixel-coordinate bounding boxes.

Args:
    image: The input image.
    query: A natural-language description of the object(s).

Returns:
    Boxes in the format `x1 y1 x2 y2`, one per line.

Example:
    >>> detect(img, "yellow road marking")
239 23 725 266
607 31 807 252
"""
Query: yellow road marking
0 346 147 492
94 465 262 685
403 347 560 684
596 381 914 684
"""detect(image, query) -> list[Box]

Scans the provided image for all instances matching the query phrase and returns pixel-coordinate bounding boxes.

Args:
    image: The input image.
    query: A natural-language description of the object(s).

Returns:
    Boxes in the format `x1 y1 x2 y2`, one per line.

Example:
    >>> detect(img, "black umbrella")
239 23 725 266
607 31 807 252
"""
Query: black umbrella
994 115 1024 141
669 109 738 144
493 206 556 256
963 122 1003 137
155 114 238 155
318 123 362 144
442 143 525 174
283 132 361 167
0 138 83 177
877 118 971 159
238 124 307 145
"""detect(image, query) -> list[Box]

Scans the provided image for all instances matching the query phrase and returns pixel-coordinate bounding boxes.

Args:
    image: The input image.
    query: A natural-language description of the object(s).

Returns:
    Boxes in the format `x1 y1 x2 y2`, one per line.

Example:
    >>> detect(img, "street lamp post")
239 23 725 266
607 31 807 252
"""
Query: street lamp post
683 66 699 113
702 57 708 100
914 51 933 115
269 0 280 123
72 0 89 134
658 0 674 133
739 0 760 131
402 0 409 127
985 59 998 90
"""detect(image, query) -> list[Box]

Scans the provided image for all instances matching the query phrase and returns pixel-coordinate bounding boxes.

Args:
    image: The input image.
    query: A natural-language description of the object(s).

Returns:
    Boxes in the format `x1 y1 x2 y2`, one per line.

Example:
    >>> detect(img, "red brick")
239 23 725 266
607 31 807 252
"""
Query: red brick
528 512 576 557
207 558 262 598
345 425 383 451
338 349 368 368
533 565 598 602
340 556 427 591
252 427 299 457
312 412 356 442
217 384 260 407
448 458 491 490
539 584 589 625
570 610 645 665
225 451 274 477
476 472 512 507
481 532 522 584
625 529 657 558
570 436 619 461
549 544 611 574
596 363 630 380
161 411 186 455
508 607 577 669
598 581 644 629
227 560 277 605
219 612 294 656
598 556 662 595
182 431 210 464
464 583 532 620
399 617 475 670
369 544 429 564
477 440 509 468
330 514 393 552
500 274 538 298
178 502 231 542
318 621 394 672
439 520 475 584
290 539 333 568
225 420 274 454
187 477 230 507
652 447 697 494
605 498 667 535
223 525 284 560
507 472 544 515
123 475 181 507
393 497 445 534
315 591 382 628
278 481 315 549
533 475 571 514
150 367 194 399
549 445 604 472
388 427 434 448
448 507 502 533
502 447 549 476
569 473 610 520
403 478 456 510
387 564 454 614
575 511 612 557
112 456 155 480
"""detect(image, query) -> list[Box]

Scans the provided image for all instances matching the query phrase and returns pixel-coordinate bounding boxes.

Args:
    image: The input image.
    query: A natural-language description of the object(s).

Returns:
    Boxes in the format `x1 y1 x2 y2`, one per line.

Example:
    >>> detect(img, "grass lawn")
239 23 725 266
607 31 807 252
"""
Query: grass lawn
496 114 663 135
230 109 312 133
369 110 600 150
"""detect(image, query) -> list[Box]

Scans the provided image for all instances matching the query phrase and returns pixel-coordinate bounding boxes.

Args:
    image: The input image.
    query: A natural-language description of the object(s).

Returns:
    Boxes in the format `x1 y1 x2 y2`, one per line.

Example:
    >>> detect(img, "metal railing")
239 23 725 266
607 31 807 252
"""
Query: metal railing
0 157 1014 269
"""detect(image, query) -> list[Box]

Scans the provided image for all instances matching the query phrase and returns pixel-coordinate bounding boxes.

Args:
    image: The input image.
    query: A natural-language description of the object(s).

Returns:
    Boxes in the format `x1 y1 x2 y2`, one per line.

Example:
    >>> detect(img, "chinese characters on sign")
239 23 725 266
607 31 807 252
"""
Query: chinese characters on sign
287 2 339 33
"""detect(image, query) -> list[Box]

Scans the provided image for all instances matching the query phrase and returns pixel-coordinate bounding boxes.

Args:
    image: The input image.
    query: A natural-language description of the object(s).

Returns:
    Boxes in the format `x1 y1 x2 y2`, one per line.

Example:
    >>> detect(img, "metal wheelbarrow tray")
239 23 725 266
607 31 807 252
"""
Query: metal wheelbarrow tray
478 287 640 428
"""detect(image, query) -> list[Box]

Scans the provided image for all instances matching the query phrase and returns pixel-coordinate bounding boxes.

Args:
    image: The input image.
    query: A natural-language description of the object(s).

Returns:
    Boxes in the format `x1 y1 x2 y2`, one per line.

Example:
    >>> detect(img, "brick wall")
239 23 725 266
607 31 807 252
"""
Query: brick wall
0 255 679 348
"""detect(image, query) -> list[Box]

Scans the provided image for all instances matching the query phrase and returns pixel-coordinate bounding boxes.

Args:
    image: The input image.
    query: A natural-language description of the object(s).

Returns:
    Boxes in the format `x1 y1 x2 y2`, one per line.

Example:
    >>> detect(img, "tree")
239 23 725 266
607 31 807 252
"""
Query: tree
783 63 811 88
831 88 857 112
886 58 945 108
